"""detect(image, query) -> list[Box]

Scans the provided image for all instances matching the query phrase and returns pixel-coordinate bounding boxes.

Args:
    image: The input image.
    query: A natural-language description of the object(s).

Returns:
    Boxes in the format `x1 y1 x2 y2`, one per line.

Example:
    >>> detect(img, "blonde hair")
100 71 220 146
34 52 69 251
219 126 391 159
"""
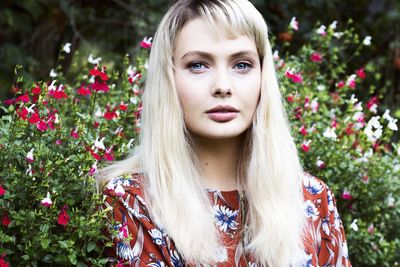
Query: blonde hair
99 0 306 266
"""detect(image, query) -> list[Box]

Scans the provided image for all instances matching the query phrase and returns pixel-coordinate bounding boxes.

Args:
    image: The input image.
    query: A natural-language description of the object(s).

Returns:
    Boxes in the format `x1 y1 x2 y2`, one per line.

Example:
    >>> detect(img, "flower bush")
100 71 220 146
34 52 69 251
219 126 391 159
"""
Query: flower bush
0 20 399 266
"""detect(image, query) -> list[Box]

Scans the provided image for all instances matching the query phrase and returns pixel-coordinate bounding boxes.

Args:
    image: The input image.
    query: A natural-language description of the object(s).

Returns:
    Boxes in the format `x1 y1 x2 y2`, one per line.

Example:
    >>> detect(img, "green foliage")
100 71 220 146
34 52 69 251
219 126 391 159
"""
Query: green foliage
0 20 399 266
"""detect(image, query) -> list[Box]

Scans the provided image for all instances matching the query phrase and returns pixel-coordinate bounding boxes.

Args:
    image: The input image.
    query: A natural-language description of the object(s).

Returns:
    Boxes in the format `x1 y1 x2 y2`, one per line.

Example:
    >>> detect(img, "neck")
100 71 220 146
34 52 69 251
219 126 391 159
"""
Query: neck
194 134 244 191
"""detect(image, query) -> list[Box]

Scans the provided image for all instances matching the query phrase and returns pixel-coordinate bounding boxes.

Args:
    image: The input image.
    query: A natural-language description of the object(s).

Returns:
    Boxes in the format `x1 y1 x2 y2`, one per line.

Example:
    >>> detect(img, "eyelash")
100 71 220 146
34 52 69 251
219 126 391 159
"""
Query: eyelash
186 61 253 73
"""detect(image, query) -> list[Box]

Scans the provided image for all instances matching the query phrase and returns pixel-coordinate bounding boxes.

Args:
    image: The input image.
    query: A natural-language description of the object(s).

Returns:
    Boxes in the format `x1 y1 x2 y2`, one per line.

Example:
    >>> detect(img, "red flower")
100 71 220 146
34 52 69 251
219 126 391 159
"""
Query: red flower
29 112 40 124
103 108 118 120
299 125 307 136
301 140 311 152
0 185 5 197
310 52 323 62
336 80 345 89
16 94 30 103
103 146 114 161
91 81 110 92
48 85 68 99
119 103 128 111
140 37 152 49
366 96 379 111
32 86 41 95
356 67 366 79
2 214 10 227
77 86 92 96
0 254 9 267
89 68 109 81
16 107 29 120
57 205 70 226
287 94 294 103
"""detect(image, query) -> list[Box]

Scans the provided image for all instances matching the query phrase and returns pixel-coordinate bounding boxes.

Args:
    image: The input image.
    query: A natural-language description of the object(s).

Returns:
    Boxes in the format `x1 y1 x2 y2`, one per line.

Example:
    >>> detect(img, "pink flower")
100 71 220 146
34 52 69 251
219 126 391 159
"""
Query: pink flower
0 185 5 197
285 70 303 83
36 120 48 131
89 162 98 176
367 96 379 113
341 190 353 200
70 128 79 139
310 52 323 62
57 205 70 226
3 99 15 105
362 175 370 184
103 146 114 161
32 86 41 95
2 214 10 227
0 254 9 267
299 125 307 136
367 224 375 235
336 80 345 89
140 36 152 49
356 67 366 79
40 192 53 207
316 25 326 36
119 223 129 238
287 94 294 103
311 98 319 113
346 74 356 89
56 140 62 145
26 148 34 163
119 103 128 111
331 118 338 128
289 17 299 31
301 140 311 152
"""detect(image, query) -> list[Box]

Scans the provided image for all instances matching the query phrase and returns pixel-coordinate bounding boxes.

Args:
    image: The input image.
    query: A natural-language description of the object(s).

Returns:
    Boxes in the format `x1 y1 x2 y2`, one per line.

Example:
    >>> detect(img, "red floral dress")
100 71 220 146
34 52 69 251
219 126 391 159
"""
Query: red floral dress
102 173 351 267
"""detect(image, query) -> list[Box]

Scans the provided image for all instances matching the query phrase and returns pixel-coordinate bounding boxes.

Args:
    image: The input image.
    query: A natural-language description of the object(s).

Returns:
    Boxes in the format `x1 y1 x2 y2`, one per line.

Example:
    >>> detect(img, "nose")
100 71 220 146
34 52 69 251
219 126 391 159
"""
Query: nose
211 69 232 97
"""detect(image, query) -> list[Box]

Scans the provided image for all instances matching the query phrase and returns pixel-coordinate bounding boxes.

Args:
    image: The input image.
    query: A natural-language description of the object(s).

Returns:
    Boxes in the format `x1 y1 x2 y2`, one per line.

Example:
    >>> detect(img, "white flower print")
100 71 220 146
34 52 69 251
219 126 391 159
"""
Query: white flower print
148 228 165 246
304 200 320 222
213 205 239 232
303 176 324 195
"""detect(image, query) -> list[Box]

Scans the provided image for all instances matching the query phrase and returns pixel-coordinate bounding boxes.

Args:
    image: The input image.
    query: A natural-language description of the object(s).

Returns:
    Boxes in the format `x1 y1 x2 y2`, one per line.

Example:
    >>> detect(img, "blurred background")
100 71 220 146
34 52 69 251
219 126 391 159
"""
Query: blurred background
0 0 399 111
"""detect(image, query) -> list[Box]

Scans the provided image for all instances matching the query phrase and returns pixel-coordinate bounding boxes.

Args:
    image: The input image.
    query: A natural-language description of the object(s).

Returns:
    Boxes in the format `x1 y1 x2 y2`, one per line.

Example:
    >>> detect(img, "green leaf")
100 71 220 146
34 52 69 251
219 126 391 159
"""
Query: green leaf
86 241 96 253
40 238 51 249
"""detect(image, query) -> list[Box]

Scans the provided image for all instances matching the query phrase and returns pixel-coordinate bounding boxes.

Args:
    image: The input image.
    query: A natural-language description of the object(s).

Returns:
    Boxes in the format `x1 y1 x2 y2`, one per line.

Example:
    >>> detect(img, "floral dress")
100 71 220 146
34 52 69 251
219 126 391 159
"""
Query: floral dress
102 173 351 267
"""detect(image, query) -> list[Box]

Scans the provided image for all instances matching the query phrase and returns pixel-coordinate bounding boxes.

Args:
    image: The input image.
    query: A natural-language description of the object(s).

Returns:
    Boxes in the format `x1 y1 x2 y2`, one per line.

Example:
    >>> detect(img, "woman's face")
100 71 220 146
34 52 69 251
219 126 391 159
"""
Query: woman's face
173 18 261 140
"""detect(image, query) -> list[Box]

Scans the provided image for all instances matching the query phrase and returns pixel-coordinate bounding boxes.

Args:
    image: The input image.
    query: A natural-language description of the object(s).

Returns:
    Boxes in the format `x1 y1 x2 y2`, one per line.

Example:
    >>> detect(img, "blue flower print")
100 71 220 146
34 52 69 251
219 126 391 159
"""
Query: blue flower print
213 205 239 232
304 200 320 222
303 176 323 195
170 250 184 267
148 228 166 246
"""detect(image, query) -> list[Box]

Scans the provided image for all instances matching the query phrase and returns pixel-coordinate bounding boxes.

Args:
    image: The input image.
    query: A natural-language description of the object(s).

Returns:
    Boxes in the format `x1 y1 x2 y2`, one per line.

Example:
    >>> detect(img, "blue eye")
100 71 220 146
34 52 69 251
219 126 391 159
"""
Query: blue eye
188 62 208 72
234 62 252 72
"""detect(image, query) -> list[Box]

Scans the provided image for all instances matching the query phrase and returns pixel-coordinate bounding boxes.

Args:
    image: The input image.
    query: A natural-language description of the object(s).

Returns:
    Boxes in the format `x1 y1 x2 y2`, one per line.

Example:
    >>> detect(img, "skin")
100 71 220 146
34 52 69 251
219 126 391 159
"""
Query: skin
173 18 261 191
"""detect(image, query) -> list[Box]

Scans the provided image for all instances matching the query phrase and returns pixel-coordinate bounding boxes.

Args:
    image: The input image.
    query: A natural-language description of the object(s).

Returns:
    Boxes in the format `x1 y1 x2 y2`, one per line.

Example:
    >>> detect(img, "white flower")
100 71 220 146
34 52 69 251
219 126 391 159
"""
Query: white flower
148 228 165 246
311 98 319 113
369 103 378 114
350 219 359 231
290 17 299 31
26 148 34 162
333 32 344 39
316 159 325 168
388 119 398 131
316 25 326 35
354 102 363 111
94 137 106 150
63 43 71 54
273 50 280 61
49 69 57 78
303 175 324 195
363 36 372 46
40 192 53 207
346 74 356 86
213 205 239 232
304 200 319 221
323 127 337 140
114 182 125 196
88 54 102 65
383 109 393 121
349 94 358 105
329 20 337 30
216 246 228 263
316 84 325 91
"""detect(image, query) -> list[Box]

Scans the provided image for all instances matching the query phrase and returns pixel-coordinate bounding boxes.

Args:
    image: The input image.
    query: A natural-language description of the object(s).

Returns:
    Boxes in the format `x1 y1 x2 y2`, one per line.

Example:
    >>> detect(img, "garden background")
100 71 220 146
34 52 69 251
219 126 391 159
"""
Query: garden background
0 0 399 266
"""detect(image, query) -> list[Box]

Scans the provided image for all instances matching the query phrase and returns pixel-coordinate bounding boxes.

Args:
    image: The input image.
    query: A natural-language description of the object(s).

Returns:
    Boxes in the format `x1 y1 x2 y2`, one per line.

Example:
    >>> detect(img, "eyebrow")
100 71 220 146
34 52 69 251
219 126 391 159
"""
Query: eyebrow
180 50 259 61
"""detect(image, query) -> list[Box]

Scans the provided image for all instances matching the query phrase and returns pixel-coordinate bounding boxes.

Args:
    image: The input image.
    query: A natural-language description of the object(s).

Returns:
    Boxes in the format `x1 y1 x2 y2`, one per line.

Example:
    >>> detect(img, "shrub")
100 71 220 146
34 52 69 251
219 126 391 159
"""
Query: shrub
0 20 399 266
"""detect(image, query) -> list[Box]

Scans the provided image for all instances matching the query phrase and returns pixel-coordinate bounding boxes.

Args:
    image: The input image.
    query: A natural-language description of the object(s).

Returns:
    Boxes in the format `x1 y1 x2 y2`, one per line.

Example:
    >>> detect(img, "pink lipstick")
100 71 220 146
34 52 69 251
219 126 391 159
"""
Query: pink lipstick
206 105 239 122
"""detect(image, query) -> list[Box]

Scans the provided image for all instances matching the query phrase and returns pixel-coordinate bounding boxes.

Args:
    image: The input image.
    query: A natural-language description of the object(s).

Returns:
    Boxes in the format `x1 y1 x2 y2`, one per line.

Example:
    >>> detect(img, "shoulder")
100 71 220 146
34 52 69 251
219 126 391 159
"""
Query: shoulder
103 173 145 198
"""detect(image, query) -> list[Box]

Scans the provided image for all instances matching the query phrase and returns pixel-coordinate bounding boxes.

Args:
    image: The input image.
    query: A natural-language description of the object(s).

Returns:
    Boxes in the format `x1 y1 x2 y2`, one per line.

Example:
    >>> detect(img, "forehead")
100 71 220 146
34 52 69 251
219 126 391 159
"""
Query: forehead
174 18 257 57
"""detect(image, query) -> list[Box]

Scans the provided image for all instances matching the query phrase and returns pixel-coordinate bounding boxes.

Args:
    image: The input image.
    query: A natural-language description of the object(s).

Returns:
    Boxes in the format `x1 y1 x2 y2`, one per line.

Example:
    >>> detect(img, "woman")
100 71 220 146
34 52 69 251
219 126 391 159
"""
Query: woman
99 0 351 266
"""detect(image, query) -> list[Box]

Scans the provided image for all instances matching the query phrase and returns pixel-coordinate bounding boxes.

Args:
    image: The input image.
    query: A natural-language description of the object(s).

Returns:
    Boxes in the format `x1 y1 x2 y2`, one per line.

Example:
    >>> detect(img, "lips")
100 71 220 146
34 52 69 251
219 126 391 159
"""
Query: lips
206 105 239 122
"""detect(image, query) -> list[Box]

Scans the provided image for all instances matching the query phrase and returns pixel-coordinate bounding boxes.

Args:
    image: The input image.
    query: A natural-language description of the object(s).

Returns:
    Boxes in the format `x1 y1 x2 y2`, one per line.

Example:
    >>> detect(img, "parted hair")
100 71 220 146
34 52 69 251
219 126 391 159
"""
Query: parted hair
98 0 306 266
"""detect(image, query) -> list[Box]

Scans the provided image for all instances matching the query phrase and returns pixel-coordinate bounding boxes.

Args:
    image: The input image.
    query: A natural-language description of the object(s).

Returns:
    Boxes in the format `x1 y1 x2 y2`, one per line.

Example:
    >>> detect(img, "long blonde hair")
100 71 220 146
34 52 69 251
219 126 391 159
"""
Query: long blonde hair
99 0 306 266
